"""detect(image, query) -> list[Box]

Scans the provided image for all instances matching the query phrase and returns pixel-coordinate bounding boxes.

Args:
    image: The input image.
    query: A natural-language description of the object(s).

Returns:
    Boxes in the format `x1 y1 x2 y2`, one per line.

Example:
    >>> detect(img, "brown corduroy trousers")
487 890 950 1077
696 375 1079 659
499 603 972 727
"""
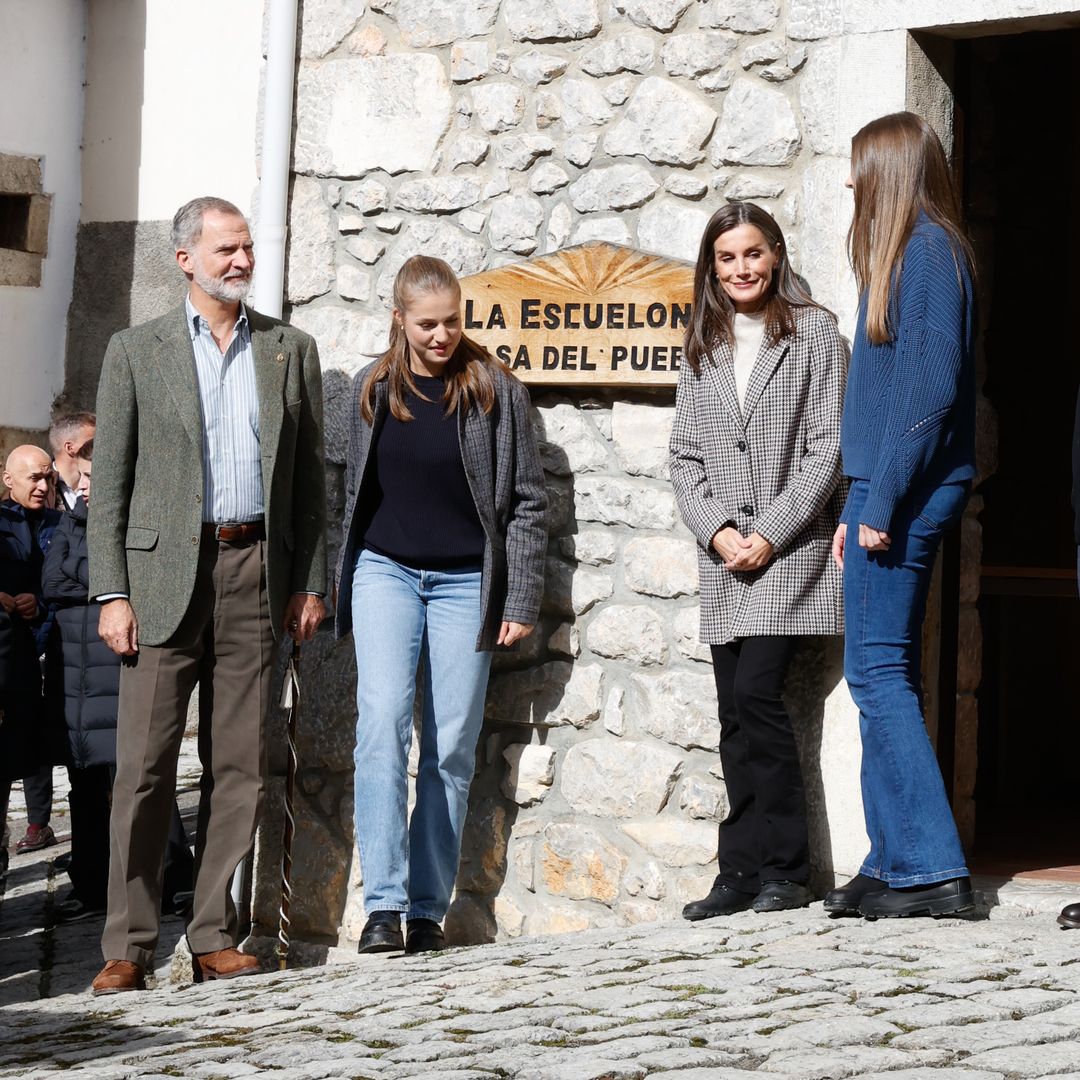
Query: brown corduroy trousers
101 536 272 968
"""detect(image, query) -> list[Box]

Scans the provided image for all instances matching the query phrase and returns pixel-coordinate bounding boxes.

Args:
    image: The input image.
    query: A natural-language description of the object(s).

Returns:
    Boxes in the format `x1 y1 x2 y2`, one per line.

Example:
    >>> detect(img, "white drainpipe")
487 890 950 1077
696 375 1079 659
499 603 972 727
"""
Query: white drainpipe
232 0 300 927
253 0 300 320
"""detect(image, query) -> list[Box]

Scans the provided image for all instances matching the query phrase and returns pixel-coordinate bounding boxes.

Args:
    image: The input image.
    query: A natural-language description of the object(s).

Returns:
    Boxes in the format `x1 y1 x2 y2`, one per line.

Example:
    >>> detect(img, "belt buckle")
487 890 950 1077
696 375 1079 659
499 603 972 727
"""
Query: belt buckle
215 523 235 541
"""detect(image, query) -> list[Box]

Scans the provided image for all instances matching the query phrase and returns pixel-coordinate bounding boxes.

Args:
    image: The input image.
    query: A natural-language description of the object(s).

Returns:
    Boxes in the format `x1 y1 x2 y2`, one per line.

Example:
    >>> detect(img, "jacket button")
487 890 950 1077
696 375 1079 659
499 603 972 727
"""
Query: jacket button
741 504 754 515
191 536 198 545
195 494 202 503
737 440 747 452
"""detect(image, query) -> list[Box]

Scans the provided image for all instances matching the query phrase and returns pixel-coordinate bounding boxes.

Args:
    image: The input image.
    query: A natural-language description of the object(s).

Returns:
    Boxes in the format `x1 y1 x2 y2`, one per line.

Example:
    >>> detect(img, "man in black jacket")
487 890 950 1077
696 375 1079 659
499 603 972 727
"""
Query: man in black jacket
0 445 61 858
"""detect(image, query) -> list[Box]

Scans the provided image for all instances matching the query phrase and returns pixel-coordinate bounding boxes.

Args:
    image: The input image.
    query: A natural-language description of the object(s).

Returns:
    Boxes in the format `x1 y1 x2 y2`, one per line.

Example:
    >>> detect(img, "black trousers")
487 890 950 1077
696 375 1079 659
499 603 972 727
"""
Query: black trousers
711 636 809 893
23 765 54 826
67 764 194 910
68 764 113 904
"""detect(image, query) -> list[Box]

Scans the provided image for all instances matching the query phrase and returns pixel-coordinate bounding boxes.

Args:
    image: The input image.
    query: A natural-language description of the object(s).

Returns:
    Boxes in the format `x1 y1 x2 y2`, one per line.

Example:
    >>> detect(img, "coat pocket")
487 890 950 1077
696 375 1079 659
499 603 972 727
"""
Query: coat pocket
124 526 159 551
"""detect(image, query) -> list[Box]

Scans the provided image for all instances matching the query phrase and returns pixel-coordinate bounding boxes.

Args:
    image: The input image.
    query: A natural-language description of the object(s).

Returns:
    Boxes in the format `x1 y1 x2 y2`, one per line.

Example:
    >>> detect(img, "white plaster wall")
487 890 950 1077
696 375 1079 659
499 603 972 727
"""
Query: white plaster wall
81 0 263 223
0 0 86 430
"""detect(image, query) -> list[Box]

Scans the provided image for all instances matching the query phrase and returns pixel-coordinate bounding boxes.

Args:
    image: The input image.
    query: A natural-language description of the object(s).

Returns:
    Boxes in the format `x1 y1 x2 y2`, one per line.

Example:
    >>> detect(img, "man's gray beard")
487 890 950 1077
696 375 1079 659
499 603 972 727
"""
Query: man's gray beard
194 266 251 303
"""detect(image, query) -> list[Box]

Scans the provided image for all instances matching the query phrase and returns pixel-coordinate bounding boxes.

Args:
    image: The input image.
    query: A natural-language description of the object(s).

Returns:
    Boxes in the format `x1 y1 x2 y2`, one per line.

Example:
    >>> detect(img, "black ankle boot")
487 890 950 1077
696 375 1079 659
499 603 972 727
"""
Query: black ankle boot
358 911 404 953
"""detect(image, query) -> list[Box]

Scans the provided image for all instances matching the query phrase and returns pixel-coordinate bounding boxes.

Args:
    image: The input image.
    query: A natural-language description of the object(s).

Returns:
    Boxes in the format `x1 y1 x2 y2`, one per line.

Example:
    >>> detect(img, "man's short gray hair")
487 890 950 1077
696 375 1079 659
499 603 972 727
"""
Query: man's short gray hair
172 196 246 251
48 412 96 456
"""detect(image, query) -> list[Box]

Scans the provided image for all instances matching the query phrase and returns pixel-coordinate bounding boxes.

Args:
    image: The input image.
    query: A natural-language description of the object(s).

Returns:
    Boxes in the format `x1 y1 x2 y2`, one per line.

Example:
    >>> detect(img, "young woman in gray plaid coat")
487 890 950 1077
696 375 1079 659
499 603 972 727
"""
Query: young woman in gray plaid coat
335 256 547 957
670 202 847 922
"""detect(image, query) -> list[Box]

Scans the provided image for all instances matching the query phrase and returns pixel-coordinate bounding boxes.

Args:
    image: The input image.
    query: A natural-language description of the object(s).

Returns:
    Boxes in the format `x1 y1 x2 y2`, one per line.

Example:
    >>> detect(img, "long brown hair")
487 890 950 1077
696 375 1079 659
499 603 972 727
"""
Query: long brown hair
684 202 827 373
361 255 502 423
847 111 975 345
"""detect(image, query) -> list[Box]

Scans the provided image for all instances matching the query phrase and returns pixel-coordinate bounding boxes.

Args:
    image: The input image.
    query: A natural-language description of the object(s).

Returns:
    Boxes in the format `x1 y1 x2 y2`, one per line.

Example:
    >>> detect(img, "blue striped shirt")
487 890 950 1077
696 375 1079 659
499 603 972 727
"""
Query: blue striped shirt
186 296 264 524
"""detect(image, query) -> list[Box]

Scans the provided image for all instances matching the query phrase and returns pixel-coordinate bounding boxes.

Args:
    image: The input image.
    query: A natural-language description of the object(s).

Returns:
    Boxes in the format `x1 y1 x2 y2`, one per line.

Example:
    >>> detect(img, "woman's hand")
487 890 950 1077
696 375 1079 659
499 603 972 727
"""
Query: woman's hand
498 621 534 647
729 532 774 572
858 524 891 552
831 522 846 570
711 526 746 565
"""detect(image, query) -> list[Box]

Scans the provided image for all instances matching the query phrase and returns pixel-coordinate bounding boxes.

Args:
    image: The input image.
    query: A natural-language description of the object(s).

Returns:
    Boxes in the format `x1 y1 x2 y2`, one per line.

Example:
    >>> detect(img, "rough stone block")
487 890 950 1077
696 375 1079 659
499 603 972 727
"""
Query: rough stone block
295 56 451 176
575 476 677 530
542 557 615 617
637 198 710 265
661 31 738 77
504 0 602 42
624 535 697 599
672 606 710 663
571 217 632 246
286 177 336 303
679 775 729 821
559 528 619 567
614 0 694 33
486 662 604 728
569 164 660 213
586 604 668 666
489 194 544 254
299 0 367 59
581 33 656 76
698 0 779 33
561 739 682 817
501 744 557 806
541 822 628 903
451 40 491 82
511 51 570 87
396 0 500 46
632 670 721 751
456 797 510 893
622 819 717 866
394 177 483 213
605 77 717 166
559 78 615 129
712 78 801 166
473 83 527 133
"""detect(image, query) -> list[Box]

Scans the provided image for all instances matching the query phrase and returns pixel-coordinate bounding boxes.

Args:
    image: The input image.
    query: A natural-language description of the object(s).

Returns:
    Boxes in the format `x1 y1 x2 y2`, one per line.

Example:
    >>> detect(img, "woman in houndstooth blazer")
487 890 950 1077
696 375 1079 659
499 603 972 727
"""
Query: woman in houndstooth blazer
335 256 547 957
670 202 847 922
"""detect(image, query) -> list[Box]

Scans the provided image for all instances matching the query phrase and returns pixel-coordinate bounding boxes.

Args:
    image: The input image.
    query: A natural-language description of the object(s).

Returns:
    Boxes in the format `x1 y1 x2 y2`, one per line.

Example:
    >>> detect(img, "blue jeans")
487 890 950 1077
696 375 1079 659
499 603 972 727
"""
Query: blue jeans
843 479 970 887
351 549 491 921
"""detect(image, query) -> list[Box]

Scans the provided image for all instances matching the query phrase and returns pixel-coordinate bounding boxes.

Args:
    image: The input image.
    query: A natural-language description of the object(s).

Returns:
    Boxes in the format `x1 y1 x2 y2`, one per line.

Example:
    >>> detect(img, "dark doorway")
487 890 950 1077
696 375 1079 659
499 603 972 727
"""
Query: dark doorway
956 28 1080 879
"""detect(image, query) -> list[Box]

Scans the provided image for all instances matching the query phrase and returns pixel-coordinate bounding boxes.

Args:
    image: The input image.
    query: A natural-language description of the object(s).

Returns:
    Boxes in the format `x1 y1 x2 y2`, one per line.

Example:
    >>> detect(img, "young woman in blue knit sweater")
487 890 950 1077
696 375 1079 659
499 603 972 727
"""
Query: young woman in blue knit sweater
827 112 977 919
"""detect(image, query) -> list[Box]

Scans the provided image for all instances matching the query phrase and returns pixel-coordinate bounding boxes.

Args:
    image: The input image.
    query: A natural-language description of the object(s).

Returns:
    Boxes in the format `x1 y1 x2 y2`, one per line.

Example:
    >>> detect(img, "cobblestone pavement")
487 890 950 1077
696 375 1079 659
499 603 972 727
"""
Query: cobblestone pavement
4 735 1079 1079
3 875 1080 1079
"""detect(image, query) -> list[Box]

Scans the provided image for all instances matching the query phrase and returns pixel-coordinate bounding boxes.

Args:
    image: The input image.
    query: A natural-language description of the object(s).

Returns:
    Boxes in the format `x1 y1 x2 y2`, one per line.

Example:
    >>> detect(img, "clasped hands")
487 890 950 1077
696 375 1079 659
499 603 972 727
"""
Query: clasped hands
712 526 774 572
0 591 39 619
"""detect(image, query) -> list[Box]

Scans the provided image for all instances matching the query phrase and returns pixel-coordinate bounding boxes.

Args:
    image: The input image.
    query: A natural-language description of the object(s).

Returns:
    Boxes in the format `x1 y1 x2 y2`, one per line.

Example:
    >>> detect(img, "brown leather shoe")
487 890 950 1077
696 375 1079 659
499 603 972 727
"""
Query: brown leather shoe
192 947 260 983
91 960 146 995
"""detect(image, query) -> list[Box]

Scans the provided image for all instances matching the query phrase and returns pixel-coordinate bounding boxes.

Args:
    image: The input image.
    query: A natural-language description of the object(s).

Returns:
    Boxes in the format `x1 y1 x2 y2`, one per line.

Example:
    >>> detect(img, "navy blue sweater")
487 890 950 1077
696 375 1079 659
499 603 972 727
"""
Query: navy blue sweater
841 213 976 531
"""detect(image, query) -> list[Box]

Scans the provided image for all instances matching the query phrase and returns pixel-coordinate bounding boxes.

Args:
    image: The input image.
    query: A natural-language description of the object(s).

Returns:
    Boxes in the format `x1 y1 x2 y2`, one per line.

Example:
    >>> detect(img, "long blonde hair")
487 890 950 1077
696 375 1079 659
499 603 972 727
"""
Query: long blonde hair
847 111 974 345
360 255 502 423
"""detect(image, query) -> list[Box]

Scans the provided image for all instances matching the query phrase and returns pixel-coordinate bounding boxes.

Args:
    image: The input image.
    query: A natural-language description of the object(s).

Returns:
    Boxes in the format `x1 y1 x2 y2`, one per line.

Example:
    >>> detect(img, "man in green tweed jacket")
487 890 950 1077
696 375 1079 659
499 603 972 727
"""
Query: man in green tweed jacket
87 196 327 994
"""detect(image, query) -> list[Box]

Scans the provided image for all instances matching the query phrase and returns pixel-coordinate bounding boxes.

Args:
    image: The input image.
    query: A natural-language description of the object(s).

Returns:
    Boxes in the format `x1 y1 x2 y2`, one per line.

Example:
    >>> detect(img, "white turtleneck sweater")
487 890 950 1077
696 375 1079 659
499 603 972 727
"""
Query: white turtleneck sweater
732 310 767 410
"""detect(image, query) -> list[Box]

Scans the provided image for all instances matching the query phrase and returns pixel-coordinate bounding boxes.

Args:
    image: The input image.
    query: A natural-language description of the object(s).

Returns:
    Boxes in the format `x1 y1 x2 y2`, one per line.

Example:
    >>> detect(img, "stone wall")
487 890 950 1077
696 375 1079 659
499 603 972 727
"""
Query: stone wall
248 0 873 947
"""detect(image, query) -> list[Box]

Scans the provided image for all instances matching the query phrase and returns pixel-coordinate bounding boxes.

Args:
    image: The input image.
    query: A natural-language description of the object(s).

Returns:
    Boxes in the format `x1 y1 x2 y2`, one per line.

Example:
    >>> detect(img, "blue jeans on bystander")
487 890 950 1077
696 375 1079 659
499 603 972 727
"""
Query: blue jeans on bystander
843 479 971 887
351 549 491 922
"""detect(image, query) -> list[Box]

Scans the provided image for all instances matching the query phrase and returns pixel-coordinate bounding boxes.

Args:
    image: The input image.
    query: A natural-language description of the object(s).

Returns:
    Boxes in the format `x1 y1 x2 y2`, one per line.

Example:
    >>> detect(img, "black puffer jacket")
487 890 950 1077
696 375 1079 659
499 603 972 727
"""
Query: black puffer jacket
42 502 118 769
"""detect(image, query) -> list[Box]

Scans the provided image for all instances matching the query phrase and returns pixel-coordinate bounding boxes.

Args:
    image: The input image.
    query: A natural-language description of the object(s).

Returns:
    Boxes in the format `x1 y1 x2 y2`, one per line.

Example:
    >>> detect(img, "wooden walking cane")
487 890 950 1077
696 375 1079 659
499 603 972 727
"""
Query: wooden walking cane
277 637 302 970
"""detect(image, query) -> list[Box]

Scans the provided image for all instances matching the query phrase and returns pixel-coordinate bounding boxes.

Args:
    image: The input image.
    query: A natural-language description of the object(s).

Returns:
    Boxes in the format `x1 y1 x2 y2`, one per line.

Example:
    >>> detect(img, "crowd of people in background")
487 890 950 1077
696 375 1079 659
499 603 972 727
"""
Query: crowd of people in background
1 109 1077 999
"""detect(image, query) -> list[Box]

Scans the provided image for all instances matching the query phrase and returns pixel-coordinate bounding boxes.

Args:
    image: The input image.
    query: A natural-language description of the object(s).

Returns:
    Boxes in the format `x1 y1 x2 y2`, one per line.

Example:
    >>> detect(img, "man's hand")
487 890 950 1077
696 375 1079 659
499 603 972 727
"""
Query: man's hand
284 593 325 643
498 621 534 647
99 598 139 656
832 522 847 570
12 593 39 619
711 526 746 567
0 592 16 615
858 524 891 552
729 532 774 572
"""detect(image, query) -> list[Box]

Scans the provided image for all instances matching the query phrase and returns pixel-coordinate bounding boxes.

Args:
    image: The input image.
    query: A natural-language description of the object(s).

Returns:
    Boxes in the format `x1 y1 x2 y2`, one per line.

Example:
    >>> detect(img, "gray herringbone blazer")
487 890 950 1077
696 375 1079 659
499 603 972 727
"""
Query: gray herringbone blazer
88 304 328 646
670 305 847 645
334 362 547 651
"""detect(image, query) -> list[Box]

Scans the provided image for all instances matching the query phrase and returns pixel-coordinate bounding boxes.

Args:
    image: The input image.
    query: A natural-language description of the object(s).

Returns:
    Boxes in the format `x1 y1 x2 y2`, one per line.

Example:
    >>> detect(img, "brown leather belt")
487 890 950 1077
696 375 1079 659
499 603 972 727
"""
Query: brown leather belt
202 521 265 543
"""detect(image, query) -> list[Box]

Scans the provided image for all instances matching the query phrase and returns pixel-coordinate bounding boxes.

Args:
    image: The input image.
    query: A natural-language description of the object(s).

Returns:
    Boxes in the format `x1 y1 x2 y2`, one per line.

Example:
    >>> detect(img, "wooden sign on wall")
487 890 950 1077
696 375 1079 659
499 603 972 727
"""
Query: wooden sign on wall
459 242 694 387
